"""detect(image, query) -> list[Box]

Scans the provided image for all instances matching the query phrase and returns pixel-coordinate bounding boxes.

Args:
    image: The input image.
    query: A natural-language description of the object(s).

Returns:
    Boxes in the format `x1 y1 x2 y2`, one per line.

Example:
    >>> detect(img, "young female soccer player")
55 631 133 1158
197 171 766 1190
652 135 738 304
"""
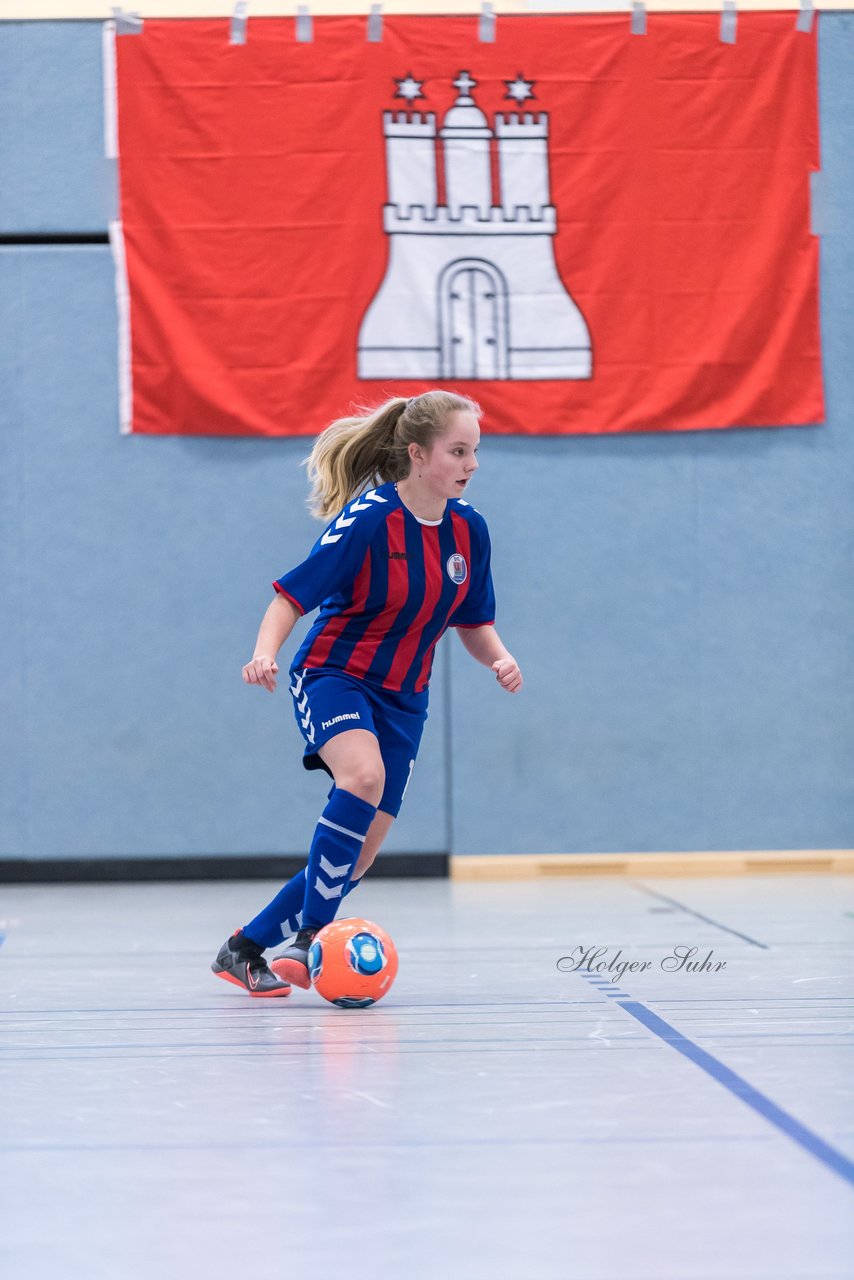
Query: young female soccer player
212 390 523 997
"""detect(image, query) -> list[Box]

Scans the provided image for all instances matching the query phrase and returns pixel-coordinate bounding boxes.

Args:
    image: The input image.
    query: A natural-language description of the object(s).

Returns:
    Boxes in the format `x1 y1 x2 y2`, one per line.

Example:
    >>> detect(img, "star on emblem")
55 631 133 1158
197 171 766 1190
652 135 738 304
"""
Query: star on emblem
394 73 426 103
504 73 536 104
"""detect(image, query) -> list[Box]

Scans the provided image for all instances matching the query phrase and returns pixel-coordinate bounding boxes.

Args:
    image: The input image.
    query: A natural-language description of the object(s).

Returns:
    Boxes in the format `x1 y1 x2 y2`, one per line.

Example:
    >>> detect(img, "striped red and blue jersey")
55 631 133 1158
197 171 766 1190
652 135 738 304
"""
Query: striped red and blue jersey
273 481 495 694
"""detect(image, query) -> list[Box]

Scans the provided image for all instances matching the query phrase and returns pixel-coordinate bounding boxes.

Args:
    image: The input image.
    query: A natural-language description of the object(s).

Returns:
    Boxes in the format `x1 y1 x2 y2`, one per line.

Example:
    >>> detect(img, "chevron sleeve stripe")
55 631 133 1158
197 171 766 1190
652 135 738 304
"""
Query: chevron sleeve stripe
272 490 387 615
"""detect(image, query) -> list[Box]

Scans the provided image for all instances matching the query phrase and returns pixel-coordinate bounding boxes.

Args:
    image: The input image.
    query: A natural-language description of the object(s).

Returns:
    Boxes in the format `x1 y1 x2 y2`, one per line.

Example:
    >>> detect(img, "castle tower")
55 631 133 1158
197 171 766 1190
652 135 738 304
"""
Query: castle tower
383 111 437 215
359 70 592 381
439 71 493 217
495 113 550 218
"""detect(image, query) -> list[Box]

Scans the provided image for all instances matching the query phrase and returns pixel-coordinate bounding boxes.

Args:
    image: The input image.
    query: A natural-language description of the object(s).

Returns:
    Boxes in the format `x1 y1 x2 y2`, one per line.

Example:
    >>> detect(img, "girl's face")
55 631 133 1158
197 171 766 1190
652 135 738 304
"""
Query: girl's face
415 411 481 500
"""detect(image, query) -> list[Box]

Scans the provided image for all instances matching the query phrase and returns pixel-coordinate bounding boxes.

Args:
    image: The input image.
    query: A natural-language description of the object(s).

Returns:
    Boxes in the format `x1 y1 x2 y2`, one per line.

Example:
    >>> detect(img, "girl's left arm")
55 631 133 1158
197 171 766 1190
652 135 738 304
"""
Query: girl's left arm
456 625 523 694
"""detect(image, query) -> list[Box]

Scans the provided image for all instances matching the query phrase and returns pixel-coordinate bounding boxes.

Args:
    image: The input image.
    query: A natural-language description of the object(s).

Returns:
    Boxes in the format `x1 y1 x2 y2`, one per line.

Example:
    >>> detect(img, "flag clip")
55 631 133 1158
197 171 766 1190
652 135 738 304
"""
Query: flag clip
796 0 815 33
479 2 496 43
367 4 383 42
631 2 646 36
296 5 313 43
111 6 143 35
231 1 248 45
720 0 737 44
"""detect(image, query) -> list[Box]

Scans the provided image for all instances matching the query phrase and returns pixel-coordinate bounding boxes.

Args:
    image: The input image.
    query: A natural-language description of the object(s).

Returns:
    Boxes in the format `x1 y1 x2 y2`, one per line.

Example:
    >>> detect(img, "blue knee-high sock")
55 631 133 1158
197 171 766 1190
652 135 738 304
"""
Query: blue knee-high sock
241 858 367 951
302 788 376 928
242 868 308 949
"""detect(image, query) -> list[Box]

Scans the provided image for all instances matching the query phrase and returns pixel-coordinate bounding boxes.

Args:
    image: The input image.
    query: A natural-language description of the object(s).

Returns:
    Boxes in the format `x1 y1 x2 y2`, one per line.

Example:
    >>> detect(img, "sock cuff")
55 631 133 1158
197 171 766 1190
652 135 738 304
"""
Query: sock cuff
324 787 377 834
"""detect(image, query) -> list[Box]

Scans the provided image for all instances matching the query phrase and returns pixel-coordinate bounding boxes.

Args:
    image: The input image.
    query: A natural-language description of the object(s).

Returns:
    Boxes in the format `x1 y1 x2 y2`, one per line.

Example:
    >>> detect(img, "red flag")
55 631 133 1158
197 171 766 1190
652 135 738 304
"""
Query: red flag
113 14 822 436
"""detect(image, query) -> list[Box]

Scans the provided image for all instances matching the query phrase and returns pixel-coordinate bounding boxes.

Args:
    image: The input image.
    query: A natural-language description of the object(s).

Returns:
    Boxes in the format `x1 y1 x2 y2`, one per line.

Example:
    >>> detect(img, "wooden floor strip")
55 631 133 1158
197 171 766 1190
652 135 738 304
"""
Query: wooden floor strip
451 850 854 879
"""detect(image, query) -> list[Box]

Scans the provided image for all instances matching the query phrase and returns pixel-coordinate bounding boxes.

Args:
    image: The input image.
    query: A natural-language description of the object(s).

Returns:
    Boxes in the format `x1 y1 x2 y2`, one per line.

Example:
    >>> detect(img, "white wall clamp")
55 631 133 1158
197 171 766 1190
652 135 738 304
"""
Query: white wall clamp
111 6 142 35
480 2 496 43
796 0 815 34
720 0 737 44
296 5 313 42
367 3 382 42
231 1 248 45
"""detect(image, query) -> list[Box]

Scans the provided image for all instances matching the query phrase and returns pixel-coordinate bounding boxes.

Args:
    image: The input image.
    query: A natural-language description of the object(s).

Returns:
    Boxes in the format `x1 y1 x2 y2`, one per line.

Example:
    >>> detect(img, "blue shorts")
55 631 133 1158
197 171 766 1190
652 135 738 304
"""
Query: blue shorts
288 667 429 818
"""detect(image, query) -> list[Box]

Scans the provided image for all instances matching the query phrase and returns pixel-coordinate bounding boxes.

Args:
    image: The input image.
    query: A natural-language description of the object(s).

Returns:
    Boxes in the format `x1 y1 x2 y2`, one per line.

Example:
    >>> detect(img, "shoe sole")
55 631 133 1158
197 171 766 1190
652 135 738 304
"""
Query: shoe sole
212 967 292 998
269 957 312 990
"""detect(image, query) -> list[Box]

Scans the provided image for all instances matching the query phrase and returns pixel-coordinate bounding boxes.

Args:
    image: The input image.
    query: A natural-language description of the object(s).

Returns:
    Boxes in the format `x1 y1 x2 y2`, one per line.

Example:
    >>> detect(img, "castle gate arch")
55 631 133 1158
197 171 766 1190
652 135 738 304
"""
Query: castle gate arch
438 259 509 380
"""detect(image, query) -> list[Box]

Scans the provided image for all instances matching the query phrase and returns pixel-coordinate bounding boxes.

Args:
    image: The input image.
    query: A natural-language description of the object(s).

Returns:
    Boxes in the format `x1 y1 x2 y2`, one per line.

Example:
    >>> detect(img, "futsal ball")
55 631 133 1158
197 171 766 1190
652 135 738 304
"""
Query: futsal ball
308 917 398 1008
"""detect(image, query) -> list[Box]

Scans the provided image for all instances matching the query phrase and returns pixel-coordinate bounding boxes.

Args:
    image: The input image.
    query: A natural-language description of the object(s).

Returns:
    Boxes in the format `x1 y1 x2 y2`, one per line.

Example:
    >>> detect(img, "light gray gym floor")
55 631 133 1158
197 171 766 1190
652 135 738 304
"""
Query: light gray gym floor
1 873 852 1280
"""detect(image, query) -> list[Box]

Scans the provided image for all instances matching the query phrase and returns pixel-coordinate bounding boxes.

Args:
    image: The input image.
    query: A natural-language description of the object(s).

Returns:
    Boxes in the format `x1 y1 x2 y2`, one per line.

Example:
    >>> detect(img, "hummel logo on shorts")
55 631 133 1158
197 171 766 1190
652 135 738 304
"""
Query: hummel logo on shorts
320 712 361 731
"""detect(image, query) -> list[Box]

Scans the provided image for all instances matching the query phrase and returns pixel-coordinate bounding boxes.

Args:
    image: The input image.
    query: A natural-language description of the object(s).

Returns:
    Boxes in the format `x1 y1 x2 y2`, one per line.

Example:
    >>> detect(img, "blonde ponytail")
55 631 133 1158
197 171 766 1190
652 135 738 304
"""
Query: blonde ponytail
305 390 480 521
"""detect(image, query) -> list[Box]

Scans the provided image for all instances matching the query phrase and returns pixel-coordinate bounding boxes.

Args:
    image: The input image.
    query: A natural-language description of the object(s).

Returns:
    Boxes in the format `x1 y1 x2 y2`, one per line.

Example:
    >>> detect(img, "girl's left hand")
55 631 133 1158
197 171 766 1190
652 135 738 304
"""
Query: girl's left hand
492 657 523 694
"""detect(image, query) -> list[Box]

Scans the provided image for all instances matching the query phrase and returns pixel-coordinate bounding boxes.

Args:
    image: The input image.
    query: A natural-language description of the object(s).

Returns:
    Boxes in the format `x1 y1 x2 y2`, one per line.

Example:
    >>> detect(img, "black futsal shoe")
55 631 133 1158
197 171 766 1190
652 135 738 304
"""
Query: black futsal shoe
270 926 320 990
212 930 292 998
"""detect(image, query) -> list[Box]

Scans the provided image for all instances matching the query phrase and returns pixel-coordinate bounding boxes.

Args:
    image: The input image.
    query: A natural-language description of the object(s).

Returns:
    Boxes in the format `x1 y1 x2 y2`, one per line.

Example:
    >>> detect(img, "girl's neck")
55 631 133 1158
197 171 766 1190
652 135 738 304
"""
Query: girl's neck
395 477 447 523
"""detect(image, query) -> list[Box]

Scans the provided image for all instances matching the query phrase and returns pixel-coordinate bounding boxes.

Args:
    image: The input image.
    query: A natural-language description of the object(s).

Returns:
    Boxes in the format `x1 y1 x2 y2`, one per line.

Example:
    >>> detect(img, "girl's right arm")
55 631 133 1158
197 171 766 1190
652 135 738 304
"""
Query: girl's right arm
242 594 302 692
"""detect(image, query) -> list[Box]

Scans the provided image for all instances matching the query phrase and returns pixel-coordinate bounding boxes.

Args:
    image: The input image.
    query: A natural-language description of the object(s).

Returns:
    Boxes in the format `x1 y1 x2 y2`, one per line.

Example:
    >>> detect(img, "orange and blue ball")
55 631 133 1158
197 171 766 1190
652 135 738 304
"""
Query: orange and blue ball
308 917 399 1008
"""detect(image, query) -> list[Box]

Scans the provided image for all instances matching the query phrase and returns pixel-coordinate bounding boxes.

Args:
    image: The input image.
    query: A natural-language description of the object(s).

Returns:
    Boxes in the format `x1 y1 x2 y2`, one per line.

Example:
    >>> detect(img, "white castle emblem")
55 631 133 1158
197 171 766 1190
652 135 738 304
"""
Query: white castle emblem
358 70 592 382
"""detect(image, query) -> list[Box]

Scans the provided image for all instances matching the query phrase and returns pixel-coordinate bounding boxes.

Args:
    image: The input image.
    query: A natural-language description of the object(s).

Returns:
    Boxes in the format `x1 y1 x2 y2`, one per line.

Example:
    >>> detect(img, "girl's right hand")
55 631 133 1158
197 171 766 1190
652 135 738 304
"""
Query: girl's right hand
242 655 279 692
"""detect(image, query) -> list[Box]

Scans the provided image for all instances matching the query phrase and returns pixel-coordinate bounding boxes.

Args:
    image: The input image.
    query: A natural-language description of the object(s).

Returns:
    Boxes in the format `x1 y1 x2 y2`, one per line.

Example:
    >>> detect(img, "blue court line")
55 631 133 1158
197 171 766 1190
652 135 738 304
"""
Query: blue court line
630 882 769 949
617 999 854 1189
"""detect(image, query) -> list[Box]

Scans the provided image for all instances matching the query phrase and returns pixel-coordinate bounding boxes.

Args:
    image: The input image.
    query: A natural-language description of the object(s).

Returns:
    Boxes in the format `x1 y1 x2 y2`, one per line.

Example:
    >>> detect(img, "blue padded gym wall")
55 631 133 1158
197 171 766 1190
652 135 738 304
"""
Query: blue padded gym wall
1 17 852 862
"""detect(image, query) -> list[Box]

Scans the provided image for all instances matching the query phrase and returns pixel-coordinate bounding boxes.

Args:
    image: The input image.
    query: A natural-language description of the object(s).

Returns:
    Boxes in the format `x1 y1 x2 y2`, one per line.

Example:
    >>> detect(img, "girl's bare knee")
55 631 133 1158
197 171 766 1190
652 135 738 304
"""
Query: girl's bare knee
338 765 385 807
319 731 385 806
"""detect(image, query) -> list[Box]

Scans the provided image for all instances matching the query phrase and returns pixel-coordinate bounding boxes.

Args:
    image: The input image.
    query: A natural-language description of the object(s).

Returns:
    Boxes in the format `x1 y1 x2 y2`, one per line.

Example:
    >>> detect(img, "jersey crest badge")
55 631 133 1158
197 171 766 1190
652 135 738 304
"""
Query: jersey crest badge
446 553 468 584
